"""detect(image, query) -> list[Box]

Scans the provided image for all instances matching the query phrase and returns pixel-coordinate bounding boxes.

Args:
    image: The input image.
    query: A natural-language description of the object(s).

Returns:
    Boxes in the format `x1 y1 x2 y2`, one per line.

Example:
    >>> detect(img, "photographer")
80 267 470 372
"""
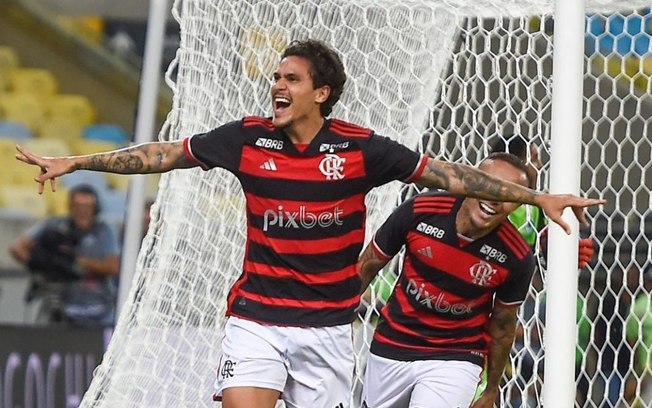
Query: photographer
9 184 120 326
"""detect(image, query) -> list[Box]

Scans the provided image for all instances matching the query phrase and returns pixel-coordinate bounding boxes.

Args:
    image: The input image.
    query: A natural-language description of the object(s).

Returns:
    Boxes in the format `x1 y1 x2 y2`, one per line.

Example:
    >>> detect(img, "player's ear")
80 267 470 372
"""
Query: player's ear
315 85 330 104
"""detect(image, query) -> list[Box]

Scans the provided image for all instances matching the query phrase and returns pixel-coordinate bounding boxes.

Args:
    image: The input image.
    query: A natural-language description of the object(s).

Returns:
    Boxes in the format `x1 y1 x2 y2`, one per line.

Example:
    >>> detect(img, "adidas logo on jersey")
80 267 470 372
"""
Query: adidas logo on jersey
417 246 433 258
260 158 277 171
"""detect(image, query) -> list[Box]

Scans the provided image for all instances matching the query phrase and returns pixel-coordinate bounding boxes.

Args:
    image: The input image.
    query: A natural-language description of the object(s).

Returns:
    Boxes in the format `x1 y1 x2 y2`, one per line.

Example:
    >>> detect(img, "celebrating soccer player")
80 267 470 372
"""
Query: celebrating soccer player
358 153 537 408
15 39 603 408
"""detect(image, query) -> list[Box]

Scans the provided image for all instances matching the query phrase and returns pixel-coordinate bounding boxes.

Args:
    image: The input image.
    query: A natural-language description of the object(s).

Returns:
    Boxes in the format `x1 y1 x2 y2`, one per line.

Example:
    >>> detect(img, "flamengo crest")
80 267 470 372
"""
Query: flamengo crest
319 153 346 180
469 260 497 287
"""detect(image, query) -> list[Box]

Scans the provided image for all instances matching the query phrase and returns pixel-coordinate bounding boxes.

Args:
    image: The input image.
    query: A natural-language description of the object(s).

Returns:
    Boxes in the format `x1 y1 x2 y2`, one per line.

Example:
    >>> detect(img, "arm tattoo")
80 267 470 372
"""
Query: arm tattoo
77 142 191 174
358 246 389 293
419 159 538 204
485 304 518 390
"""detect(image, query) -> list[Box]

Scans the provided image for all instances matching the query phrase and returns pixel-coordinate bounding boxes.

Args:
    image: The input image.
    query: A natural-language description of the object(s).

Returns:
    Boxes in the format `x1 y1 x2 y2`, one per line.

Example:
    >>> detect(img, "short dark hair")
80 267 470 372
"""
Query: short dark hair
69 184 100 215
489 134 529 161
281 39 346 117
481 152 530 186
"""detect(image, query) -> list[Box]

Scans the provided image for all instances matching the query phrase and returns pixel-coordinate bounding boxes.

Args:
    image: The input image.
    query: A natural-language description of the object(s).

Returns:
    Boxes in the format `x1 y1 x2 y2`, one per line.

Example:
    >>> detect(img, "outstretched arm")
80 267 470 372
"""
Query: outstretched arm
358 243 390 293
471 301 518 408
15 141 195 193
416 158 605 234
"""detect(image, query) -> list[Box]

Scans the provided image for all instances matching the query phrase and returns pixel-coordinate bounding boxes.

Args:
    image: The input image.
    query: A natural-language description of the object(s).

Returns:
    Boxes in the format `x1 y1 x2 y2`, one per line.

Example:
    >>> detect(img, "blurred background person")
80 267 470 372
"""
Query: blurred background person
625 262 652 407
9 184 120 326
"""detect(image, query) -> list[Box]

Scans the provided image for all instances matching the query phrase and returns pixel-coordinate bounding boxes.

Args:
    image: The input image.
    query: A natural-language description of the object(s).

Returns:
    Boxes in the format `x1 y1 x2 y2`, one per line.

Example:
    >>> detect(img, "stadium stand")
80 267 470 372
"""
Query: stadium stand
72 139 120 156
38 117 84 145
0 45 19 91
0 185 48 218
83 124 129 145
8 67 58 96
0 120 33 140
61 170 110 193
47 94 97 126
22 138 71 158
0 93 46 132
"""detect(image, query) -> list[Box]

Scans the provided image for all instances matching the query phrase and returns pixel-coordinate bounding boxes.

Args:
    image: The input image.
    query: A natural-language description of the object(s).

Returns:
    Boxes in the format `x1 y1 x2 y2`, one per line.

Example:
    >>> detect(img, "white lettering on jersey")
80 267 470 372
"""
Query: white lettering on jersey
255 138 284 150
480 244 507 263
319 142 350 152
319 153 346 180
263 206 344 231
416 222 445 239
406 278 475 315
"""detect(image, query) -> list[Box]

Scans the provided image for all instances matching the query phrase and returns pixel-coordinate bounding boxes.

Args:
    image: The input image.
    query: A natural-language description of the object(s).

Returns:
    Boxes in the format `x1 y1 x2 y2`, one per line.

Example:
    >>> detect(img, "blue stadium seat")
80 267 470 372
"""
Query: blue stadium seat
60 170 110 192
0 120 33 141
83 124 130 145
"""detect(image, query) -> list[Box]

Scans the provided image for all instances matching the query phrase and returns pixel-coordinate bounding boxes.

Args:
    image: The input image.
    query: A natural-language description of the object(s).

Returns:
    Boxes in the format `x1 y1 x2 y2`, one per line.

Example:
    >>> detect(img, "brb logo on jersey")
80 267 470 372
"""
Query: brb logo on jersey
469 261 497 286
263 205 344 231
319 153 346 180
480 244 507 263
416 222 445 239
255 137 284 150
319 141 349 152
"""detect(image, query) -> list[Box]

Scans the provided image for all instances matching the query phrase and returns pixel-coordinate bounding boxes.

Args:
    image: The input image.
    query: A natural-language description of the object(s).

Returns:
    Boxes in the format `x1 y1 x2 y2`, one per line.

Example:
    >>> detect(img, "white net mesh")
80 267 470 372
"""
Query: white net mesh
81 1 652 407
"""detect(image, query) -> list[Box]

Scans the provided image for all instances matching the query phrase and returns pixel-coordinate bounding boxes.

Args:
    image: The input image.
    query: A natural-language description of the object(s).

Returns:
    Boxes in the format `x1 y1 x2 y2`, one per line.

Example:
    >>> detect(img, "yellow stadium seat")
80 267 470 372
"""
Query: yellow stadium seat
0 46 20 91
39 117 84 145
3 163 39 187
72 139 119 156
56 16 105 45
0 93 46 132
43 187 70 216
0 185 48 218
10 68 58 97
23 138 71 157
105 172 131 192
0 46 19 71
47 94 97 126
0 138 16 160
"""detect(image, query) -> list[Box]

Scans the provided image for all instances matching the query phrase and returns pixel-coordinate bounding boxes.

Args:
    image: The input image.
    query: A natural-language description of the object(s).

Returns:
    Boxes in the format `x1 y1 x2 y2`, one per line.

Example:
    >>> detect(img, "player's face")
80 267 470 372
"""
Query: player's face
69 192 97 231
459 159 529 237
270 56 329 129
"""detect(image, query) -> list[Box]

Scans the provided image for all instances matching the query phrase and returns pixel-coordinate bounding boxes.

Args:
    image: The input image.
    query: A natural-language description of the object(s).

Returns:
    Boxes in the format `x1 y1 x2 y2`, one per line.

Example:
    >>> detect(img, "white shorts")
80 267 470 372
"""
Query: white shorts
214 316 355 408
362 353 483 408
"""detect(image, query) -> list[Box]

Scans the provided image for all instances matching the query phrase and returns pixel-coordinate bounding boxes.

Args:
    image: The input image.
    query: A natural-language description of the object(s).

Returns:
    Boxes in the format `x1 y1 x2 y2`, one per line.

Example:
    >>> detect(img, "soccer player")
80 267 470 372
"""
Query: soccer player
358 153 537 408
15 39 602 408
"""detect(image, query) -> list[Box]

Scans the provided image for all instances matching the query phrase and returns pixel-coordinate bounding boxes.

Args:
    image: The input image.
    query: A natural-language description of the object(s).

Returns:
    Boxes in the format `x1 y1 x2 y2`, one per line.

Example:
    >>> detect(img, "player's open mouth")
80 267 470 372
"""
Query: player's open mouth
479 202 497 216
274 97 291 111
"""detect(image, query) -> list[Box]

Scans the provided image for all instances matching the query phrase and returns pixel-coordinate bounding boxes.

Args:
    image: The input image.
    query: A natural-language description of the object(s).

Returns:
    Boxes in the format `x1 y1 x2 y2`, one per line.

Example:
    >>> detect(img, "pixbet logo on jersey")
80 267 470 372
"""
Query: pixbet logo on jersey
262 205 344 231
406 278 476 315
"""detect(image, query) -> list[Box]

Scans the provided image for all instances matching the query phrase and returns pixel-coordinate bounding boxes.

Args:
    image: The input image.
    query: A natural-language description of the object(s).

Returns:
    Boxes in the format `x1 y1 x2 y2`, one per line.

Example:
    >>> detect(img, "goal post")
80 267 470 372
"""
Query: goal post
84 1 652 407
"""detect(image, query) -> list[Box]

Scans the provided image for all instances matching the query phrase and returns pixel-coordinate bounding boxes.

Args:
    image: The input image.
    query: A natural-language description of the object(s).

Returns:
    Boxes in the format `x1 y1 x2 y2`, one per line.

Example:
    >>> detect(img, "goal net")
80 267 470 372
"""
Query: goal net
81 1 652 407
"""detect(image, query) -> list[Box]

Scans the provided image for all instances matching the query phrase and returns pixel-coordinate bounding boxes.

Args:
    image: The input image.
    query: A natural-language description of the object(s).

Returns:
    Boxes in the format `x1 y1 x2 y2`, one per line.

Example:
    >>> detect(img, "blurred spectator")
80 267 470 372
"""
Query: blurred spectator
9 184 120 326
625 263 652 406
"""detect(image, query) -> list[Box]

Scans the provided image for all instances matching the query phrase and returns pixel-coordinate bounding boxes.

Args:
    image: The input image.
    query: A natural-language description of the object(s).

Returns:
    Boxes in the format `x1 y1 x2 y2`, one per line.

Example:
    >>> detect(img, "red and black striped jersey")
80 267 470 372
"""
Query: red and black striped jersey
183 116 428 327
369 191 535 366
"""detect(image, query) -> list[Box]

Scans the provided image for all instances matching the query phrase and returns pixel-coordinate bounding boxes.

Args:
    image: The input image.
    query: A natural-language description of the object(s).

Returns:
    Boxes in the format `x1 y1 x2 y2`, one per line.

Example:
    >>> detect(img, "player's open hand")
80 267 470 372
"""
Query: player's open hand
536 194 605 234
15 144 74 194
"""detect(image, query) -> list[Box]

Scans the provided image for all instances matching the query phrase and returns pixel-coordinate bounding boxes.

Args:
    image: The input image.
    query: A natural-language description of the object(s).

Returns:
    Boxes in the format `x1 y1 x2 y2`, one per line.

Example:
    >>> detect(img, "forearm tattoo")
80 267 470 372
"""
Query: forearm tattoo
485 306 518 389
421 160 536 204
78 143 188 174
358 246 386 293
